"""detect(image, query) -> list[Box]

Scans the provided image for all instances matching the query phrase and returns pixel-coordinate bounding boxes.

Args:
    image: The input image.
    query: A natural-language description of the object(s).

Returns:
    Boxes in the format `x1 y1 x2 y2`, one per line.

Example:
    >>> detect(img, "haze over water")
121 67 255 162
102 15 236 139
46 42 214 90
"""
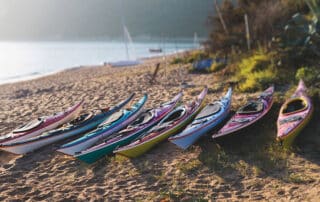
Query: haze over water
0 0 213 84
0 40 195 84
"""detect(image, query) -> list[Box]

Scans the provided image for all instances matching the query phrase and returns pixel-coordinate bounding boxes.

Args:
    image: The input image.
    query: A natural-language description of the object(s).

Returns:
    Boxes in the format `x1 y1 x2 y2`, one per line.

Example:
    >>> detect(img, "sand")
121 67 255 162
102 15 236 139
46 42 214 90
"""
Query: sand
0 52 319 201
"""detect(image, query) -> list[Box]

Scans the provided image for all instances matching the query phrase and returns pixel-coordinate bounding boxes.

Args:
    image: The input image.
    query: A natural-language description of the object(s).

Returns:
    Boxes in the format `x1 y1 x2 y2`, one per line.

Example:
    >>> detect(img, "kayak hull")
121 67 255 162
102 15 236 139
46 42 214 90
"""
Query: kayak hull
114 114 196 158
0 101 83 145
169 111 228 149
0 113 108 154
212 86 274 139
57 94 147 156
169 88 232 149
277 109 313 148
276 80 313 148
114 88 207 158
75 93 183 163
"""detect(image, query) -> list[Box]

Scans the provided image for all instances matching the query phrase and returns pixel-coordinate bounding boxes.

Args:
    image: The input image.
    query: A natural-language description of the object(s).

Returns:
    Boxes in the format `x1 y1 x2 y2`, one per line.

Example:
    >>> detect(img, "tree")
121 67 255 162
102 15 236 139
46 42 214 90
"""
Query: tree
205 0 304 54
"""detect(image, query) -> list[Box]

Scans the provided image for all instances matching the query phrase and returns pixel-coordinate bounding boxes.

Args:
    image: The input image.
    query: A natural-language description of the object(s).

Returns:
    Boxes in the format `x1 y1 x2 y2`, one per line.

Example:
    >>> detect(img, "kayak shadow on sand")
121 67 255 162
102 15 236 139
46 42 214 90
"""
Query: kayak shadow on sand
196 103 295 183
0 143 57 181
294 96 320 167
196 97 320 187
0 134 85 178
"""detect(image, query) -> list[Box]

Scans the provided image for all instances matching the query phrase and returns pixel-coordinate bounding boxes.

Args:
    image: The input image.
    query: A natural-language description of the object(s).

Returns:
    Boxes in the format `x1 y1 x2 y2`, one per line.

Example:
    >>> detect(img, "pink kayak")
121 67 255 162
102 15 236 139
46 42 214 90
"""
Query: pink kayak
277 80 313 148
0 101 83 144
212 86 274 139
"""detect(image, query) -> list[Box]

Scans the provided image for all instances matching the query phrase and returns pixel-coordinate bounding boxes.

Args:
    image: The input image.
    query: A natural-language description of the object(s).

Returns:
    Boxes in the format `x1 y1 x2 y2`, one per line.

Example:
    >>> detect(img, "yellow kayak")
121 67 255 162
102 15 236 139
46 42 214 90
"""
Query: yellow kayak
113 88 208 158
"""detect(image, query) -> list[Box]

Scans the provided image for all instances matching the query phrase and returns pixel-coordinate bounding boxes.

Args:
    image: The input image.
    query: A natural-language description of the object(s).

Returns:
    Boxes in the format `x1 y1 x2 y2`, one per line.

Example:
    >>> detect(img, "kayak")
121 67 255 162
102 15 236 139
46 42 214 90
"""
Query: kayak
169 88 232 149
277 80 313 148
74 92 183 163
212 86 274 139
0 94 135 155
0 101 83 144
57 94 147 156
114 88 207 158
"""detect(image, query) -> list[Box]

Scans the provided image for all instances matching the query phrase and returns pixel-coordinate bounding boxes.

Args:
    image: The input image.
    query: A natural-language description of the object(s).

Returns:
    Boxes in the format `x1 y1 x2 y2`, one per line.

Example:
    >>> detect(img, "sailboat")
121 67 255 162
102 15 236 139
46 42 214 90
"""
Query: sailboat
109 25 142 67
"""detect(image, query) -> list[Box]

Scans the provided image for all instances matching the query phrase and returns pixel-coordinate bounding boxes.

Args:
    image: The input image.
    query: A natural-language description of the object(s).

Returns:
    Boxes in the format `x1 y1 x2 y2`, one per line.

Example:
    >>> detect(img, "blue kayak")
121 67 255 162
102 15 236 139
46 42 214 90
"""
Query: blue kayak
169 88 232 149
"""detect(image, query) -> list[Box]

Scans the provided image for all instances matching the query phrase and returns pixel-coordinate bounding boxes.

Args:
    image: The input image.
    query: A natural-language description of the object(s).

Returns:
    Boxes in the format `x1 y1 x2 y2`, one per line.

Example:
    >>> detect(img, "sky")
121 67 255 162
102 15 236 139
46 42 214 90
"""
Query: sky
0 0 215 41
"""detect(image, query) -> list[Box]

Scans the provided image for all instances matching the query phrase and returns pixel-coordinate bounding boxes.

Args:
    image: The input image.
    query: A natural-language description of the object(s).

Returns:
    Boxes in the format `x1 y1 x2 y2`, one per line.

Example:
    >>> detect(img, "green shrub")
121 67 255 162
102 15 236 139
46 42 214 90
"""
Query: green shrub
234 51 278 92
295 66 320 84
171 57 184 65
170 50 209 65
209 61 227 73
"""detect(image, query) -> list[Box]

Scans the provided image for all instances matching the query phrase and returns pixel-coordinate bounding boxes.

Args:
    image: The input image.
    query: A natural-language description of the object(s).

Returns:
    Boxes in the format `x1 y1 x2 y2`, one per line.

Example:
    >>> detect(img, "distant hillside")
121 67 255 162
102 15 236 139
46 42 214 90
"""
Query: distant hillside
0 0 215 41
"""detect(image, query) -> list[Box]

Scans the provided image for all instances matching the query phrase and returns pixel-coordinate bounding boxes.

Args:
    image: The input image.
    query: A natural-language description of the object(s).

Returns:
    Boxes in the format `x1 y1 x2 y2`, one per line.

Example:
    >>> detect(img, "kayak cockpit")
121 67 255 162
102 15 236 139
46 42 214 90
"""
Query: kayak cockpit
130 109 154 126
69 113 94 126
282 98 307 115
238 101 264 115
101 110 124 126
12 118 45 133
195 102 221 120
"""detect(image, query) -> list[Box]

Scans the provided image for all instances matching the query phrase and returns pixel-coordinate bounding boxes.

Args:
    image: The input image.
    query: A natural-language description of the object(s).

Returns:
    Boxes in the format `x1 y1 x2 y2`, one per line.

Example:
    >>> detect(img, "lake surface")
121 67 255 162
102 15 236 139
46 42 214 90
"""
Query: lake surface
0 41 195 84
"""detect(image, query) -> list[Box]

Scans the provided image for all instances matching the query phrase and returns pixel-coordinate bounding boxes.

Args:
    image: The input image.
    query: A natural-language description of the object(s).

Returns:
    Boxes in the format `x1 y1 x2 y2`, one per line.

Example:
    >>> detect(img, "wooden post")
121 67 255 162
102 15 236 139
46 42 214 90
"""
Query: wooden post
150 63 161 84
244 14 251 51
214 0 229 35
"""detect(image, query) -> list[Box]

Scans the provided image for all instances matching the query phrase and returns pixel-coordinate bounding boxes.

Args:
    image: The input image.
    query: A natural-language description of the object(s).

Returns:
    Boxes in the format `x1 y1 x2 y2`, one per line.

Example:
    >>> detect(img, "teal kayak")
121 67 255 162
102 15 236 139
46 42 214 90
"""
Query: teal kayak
57 94 147 156
74 92 182 163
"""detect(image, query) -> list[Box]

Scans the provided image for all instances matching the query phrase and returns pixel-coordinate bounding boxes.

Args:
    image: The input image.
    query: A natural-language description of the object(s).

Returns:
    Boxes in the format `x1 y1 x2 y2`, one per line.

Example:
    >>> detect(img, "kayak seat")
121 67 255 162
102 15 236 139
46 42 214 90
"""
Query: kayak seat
12 117 45 133
103 110 124 126
69 113 94 126
131 109 154 126
282 99 307 114
151 108 186 133
196 102 221 120
162 108 186 124
238 101 264 115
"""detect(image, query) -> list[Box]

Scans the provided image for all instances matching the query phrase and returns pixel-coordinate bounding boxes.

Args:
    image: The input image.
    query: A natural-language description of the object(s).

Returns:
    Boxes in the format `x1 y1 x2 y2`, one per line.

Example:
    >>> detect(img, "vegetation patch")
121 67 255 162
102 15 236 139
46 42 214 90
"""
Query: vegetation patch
208 61 227 73
296 66 320 85
171 50 210 65
233 51 278 92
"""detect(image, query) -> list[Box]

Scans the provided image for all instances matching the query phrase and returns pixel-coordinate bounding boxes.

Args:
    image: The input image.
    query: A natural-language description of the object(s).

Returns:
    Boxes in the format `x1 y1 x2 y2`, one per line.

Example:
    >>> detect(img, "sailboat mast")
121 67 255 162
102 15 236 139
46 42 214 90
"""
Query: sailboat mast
123 26 130 60
121 0 129 60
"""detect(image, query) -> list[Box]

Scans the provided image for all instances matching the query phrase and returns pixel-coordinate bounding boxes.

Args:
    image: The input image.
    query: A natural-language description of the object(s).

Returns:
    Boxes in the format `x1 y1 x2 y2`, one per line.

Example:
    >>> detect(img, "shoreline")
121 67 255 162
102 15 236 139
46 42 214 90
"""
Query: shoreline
0 50 187 87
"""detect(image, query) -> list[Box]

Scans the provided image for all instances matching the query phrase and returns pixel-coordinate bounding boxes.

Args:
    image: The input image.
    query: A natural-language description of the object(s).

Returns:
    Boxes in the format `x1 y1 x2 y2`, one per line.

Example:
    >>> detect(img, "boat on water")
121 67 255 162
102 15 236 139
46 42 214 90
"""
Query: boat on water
109 25 142 67
149 48 163 53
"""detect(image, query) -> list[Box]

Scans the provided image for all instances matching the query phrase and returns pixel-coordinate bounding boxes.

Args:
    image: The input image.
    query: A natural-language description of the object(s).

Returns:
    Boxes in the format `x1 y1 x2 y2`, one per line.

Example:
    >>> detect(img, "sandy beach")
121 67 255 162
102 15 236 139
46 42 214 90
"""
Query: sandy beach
0 52 319 201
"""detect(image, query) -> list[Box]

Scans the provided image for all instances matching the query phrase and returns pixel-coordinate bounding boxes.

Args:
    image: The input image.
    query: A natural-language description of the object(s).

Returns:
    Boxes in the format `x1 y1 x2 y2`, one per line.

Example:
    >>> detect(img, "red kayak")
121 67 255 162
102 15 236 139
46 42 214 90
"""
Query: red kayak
212 86 274 139
0 101 83 144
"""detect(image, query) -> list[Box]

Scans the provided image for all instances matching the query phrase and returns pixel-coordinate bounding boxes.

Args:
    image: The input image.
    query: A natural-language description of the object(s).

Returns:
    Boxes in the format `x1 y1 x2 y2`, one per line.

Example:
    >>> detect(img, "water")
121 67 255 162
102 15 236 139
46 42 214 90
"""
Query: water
0 41 195 84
